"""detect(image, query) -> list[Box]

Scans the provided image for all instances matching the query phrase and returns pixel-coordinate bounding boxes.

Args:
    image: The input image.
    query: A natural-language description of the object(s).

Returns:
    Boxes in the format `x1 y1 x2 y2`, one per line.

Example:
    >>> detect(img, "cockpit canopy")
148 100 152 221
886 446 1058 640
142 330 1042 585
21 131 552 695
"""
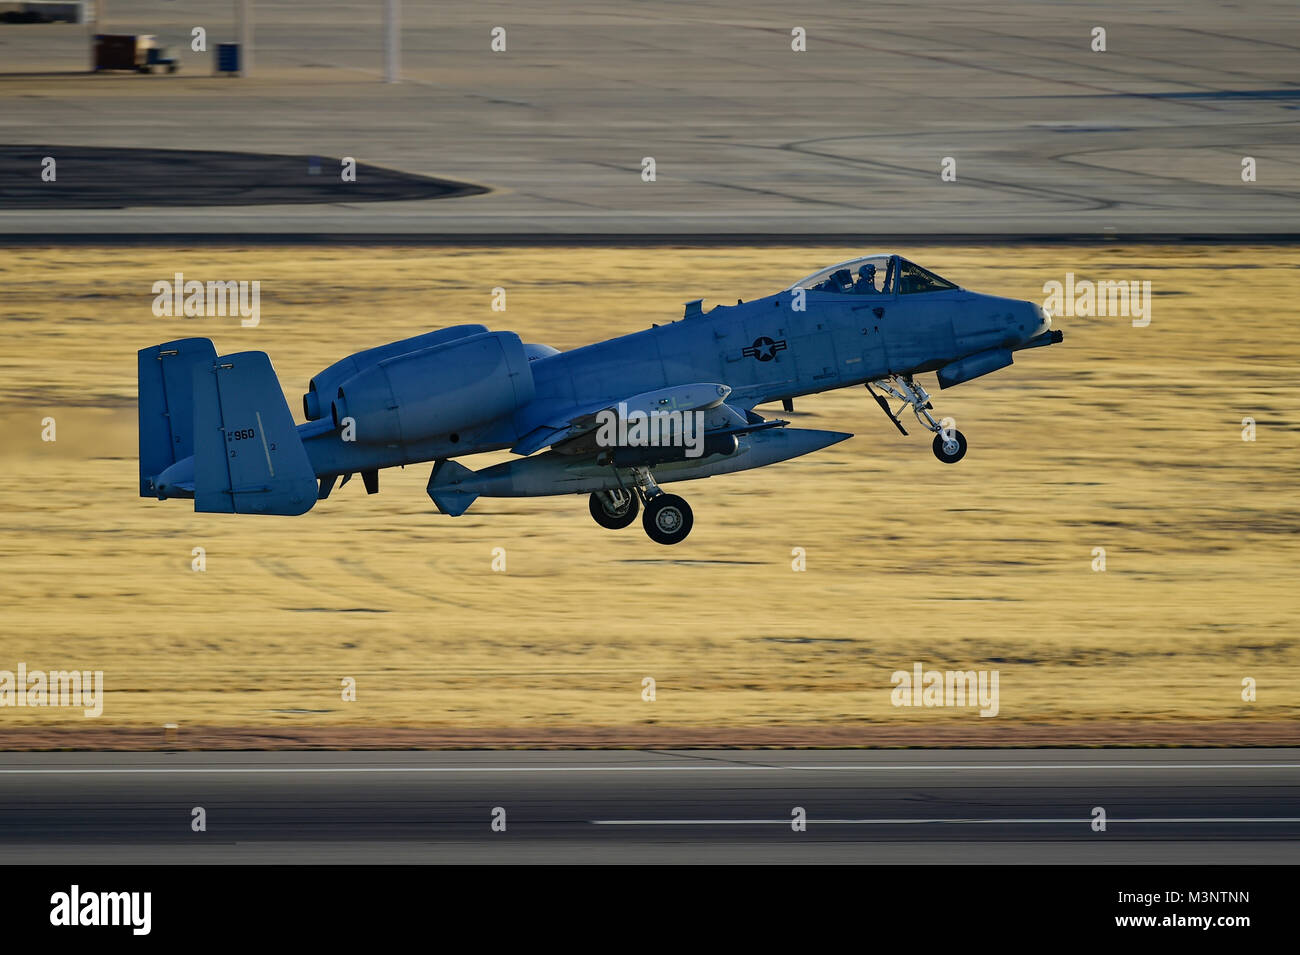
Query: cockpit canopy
786 254 960 296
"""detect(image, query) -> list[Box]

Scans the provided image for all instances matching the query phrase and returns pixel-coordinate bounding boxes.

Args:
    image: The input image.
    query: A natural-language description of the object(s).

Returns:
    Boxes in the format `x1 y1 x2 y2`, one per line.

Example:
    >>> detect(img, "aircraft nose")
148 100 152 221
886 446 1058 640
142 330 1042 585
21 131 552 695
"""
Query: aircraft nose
1034 302 1053 336
1012 301 1051 342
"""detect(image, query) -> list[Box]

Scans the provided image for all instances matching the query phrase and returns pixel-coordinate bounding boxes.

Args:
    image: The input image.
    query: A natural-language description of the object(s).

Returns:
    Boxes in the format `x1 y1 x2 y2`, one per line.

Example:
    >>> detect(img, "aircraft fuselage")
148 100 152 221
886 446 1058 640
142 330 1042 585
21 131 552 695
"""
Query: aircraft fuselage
297 284 1044 478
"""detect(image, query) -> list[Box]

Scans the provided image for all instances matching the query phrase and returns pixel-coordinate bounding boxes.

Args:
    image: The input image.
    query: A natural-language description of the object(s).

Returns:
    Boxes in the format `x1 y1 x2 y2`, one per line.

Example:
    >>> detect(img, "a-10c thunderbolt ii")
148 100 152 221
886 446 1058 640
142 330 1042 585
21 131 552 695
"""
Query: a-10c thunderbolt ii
139 253 1062 544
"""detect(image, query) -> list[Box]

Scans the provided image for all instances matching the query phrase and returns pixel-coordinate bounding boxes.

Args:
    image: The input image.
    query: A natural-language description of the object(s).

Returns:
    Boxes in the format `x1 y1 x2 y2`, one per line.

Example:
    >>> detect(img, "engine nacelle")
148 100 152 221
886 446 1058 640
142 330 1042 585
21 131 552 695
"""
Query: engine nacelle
937 348 1013 389
331 331 535 445
303 324 489 420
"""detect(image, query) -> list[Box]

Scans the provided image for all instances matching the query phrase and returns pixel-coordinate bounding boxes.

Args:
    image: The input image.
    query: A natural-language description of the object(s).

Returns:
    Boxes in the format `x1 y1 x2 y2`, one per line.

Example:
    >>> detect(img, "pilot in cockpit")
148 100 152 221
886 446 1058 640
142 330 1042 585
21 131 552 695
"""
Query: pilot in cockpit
815 267 853 293
854 264 878 294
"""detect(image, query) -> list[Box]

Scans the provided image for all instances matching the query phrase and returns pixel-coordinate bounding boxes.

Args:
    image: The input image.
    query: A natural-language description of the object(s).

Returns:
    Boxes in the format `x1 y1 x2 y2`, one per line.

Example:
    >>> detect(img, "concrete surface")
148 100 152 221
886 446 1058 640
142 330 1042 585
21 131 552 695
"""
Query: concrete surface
1 749 1297 862
0 0 1296 236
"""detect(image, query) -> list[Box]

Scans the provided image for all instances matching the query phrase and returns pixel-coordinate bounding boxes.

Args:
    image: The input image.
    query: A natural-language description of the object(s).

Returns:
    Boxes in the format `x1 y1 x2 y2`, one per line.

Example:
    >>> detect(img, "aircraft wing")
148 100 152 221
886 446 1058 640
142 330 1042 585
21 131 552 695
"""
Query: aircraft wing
511 382 745 456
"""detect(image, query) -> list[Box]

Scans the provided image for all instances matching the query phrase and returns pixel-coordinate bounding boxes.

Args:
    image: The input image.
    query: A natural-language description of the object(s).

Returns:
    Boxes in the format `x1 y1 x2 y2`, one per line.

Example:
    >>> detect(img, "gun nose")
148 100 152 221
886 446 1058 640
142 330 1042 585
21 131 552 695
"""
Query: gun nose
1033 303 1052 337
1014 302 1050 342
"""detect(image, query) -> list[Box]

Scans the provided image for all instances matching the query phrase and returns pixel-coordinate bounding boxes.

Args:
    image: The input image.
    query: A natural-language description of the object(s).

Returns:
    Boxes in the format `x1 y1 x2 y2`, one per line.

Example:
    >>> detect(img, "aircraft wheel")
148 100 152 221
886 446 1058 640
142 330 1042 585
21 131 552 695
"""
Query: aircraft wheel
589 490 639 529
932 429 968 464
642 494 693 545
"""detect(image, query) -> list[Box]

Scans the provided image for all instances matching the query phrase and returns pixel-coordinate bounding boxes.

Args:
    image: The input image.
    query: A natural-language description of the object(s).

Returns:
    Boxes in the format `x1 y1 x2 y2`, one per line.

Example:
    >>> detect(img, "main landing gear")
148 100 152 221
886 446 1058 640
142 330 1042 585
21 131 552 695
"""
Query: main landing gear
643 494 693 545
589 487 639 529
588 467 694 545
867 375 968 464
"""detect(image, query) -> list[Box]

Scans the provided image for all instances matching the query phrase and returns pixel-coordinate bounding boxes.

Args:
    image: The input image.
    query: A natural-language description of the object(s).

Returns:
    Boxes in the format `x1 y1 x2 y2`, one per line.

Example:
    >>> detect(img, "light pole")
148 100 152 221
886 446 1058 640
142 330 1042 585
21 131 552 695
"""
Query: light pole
236 0 253 77
385 0 400 83
89 0 105 71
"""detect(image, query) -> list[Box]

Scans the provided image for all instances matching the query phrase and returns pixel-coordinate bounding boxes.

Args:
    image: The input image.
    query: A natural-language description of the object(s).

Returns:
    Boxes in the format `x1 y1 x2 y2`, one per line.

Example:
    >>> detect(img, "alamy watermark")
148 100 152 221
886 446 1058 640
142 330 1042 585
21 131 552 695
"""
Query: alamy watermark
594 403 706 458
151 272 260 327
890 662 999 717
50 885 150 935
1043 272 1151 327
0 663 103 717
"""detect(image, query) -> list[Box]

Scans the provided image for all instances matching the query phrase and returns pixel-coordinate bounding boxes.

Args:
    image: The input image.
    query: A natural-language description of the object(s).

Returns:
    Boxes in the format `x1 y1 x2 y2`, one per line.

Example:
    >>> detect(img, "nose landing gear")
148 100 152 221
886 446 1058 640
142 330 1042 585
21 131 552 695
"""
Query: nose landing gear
868 375 968 464
932 429 967 464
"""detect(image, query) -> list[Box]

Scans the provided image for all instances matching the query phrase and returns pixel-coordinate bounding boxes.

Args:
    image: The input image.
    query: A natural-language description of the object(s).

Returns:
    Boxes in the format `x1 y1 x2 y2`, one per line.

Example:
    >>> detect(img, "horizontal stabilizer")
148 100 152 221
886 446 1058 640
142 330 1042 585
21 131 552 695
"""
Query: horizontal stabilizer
426 459 479 516
192 351 318 516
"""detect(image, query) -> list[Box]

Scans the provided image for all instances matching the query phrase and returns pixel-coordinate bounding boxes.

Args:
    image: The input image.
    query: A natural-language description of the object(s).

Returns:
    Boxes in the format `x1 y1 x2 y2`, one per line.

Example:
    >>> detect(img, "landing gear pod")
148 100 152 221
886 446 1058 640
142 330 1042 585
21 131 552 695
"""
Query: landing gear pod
936 348 1013 389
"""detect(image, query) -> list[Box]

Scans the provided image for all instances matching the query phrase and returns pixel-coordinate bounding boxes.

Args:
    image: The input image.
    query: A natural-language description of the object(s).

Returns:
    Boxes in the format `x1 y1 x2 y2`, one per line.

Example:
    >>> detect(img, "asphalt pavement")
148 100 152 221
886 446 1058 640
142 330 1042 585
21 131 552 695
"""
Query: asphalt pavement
1 749 1296 863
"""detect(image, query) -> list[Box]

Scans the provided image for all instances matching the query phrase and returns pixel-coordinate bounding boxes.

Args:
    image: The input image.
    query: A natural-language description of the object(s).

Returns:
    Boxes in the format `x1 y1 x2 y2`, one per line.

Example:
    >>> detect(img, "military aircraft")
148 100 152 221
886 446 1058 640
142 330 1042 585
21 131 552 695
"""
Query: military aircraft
139 253 1062 544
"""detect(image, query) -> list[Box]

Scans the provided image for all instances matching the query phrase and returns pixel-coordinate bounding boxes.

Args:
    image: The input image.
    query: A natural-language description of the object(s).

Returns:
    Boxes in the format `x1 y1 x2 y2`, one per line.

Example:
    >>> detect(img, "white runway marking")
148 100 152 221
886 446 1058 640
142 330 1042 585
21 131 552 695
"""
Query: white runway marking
591 817 1300 826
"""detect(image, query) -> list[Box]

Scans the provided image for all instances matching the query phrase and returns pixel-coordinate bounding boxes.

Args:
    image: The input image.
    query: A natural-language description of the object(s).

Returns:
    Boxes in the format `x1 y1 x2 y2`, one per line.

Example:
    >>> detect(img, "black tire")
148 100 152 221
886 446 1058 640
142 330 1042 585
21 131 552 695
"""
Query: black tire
932 429 968 464
589 490 639 529
642 494 693 545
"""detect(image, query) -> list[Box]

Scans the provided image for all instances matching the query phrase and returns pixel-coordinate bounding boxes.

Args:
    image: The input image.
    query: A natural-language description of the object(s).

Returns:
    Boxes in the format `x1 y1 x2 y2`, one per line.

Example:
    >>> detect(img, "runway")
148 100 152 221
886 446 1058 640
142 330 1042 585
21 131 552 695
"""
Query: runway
1 749 1297 863
1 0 1297 236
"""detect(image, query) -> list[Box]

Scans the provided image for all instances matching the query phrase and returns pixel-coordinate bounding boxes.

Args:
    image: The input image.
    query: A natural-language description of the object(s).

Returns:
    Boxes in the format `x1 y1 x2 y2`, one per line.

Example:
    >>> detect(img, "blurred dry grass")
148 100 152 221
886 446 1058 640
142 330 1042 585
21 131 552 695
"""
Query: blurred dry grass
0 244 1296 741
